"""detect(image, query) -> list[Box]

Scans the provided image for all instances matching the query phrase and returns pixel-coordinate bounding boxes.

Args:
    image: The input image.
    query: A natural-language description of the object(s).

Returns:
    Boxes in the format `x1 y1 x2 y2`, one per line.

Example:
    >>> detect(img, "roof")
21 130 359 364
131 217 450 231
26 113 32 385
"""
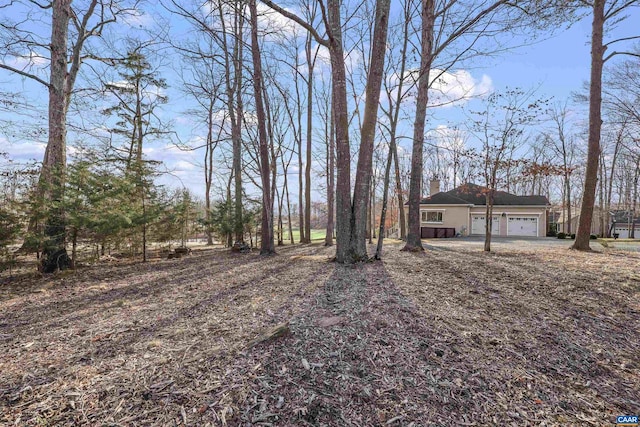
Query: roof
418 183 549 206
611 210 640 225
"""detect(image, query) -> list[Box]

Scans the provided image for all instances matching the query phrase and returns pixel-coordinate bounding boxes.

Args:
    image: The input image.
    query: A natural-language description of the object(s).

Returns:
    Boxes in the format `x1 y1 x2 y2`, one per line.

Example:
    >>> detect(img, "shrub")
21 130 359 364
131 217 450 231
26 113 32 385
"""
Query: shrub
570 233 576 239
546 230 557 237
590 234 598 240
557 232 566 239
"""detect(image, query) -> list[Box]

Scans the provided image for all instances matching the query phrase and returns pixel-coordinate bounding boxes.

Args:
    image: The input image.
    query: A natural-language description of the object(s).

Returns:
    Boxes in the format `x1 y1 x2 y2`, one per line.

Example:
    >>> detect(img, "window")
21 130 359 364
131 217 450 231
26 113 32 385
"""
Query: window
422 211 443 222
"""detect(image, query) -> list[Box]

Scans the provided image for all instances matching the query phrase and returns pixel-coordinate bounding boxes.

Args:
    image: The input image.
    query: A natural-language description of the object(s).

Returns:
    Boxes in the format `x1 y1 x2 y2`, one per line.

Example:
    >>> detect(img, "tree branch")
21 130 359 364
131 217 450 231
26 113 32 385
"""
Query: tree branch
604 50 640 62
259 0 329 46
604 0 637 20
0 63 50 88
26 0 52 9
604 35 640 47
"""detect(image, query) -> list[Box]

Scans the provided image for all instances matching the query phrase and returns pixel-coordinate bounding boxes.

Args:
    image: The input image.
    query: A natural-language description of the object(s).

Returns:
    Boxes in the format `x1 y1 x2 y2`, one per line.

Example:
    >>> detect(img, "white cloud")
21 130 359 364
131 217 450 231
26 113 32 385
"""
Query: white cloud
427 125 468 150
143 143 193 159
3 141 46 160
256 2 301 37
313 45 361 71
2 50 48 70
200 1 302 40
105 81 166 102
175 116 192 125
429 69 493 107
386 68 493 109
175 160 196 171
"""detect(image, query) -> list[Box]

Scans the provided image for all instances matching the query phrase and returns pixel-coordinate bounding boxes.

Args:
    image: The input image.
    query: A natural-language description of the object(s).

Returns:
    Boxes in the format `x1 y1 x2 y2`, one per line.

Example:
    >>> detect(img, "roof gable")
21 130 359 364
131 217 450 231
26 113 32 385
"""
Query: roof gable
612 210 640 224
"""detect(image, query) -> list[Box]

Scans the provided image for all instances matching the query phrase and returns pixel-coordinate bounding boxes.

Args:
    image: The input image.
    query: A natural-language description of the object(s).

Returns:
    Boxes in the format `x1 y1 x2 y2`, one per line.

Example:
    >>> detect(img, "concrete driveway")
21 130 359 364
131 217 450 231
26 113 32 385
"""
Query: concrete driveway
421 236 607 252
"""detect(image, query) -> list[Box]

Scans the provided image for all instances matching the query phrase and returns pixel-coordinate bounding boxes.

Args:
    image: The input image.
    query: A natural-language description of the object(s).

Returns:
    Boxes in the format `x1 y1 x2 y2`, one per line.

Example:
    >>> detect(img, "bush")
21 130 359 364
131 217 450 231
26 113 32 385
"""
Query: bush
570 233 576 239
0 208 21 274
546 230 557 237
590 234 598 240
557 232 566 239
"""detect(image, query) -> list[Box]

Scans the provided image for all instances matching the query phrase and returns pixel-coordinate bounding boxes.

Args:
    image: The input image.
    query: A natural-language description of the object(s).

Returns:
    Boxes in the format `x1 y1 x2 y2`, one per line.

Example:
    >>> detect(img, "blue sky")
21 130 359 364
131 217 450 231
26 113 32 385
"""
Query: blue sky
1 2 638 202
488 18 593 98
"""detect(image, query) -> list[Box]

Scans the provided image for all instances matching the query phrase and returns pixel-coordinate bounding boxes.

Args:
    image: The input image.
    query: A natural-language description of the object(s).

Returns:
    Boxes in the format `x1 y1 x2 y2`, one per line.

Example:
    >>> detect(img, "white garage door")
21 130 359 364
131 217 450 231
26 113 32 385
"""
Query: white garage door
508 216 538 236
614 226 640 239
471 215 500 235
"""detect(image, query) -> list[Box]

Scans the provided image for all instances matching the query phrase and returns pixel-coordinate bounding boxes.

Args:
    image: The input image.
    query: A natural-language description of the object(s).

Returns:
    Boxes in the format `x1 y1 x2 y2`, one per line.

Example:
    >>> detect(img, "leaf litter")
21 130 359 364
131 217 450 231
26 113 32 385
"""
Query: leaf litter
1 242 638 426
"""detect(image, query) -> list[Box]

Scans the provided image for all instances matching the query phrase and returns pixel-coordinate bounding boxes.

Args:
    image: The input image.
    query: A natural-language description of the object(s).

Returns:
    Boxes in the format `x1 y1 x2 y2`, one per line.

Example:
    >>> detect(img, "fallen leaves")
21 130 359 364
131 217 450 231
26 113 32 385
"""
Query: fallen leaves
1 242 638 425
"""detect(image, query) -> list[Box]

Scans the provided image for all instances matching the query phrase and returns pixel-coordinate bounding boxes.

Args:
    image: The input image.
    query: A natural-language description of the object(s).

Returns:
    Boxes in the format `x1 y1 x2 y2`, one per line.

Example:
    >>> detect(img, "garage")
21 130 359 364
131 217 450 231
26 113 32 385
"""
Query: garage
507 216 538 236
471 215 500 235
613 226 640 239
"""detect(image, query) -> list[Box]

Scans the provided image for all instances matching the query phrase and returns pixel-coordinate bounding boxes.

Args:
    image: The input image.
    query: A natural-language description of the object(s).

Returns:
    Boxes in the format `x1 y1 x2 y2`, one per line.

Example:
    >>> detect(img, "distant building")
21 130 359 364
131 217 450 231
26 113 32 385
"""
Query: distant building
411 181 550 238
610 211 640 239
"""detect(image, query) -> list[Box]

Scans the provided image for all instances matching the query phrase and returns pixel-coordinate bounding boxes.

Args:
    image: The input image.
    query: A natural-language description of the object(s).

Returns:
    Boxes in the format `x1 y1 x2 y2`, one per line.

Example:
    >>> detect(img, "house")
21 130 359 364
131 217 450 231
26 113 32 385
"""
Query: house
610 211 640 239
553 207 607 236
415 181 550 238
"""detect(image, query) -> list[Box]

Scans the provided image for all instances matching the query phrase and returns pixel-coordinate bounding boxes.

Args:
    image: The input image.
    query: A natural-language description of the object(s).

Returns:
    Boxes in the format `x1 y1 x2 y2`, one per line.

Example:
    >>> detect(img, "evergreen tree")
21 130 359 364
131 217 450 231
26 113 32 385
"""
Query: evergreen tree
102 43 169 261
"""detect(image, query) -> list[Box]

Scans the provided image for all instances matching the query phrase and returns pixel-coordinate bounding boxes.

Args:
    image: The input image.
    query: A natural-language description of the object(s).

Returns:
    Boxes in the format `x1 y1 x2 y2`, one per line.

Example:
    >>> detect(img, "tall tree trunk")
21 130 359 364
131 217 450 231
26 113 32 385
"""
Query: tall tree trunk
573 0 604 250
375 138 395 259
41 0 73 273
226 172 234 247
327 0 352 263
296 56 306 244
142 189 147 262
303 33 315 244
325 92 335 246
367 187 373 243
631 160 639 238
205 99 215 245
370 180 376 242
484 191 494 252
565 171 571 235
349 0 391 261
387 0 410 241
230 6 245 244
606 126 623 237
280 142 295 244
250 0 275 255
393 141 406 239
277 183 284 246
403 0 435 252
598 153 606 237
264 78 278 245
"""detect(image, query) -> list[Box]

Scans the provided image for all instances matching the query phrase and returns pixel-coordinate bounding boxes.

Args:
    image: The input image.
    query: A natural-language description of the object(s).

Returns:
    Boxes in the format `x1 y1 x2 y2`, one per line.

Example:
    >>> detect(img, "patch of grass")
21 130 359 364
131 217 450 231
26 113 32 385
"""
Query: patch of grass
600 238 640 242
282 229 327 243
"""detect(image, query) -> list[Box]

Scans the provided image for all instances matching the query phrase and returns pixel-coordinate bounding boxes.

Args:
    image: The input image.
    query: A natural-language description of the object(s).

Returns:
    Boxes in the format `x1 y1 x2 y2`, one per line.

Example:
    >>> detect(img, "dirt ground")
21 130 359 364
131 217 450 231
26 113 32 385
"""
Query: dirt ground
1 241 638 426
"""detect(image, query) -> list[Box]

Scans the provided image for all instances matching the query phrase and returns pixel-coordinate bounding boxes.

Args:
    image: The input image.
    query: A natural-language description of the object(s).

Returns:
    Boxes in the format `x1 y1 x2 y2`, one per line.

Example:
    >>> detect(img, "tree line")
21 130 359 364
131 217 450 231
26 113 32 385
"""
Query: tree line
0 0 638 272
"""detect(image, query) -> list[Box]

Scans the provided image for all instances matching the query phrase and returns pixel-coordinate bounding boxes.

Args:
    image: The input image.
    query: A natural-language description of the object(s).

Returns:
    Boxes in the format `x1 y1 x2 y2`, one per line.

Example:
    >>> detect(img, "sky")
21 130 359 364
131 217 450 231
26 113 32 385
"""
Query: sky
1 1 638 202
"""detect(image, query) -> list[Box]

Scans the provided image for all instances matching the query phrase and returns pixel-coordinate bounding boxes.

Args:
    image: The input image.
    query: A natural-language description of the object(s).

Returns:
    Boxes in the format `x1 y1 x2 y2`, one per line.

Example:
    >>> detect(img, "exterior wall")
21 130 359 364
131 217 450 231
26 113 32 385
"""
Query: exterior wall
554 209 606 236
416 204 548 237
419 205 471 236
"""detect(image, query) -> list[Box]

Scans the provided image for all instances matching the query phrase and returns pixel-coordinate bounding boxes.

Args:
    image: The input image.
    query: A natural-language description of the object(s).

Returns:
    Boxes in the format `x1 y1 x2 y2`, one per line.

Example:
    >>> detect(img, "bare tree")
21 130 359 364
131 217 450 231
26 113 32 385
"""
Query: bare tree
249 0 275 254
377 0 416 241
573 0 640 250
260 0 391 262
0 0 137 272
402 0 436 252
348 0 392 260
301 4 320 244
315 73 336 246
543 103 579 234
468 89 546 252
